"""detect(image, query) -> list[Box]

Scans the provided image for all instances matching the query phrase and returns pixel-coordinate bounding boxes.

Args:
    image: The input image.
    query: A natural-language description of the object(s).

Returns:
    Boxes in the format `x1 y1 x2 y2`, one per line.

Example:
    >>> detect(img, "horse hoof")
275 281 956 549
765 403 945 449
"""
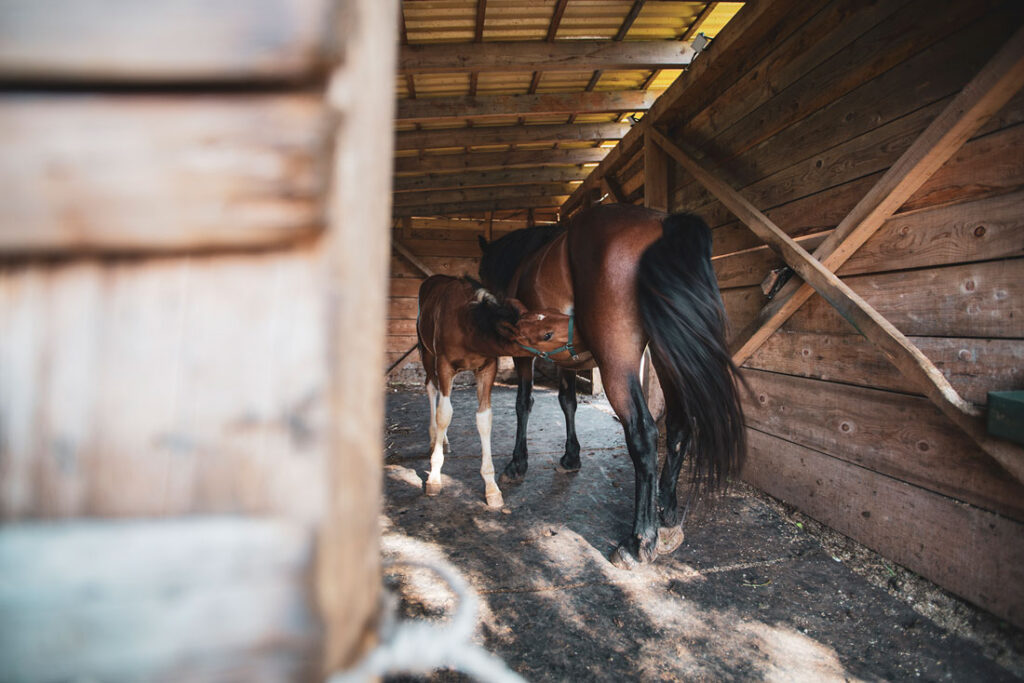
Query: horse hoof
424 479 442 496
485 490 504 508
657 525 685 555
609 545 640 570
499 463 526 484
555 455 581 473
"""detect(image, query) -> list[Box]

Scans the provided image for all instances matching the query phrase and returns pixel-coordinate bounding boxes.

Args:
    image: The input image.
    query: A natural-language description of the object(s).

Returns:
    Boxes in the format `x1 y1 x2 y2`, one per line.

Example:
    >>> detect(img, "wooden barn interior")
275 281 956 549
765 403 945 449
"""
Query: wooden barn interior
1 0 1022 679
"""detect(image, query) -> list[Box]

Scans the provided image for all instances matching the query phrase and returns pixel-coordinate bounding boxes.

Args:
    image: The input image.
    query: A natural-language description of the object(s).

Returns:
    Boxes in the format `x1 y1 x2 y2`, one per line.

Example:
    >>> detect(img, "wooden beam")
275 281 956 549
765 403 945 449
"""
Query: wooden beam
0 0 335 83
395 121 629 151
394 195 565 218
393 166 590 192
399 40 695 74
394 147 605 174
397 90 660 122
547 0 570 41
474 0 487 41
393 182 579 207
643 129 669 211
650 127 1024 483
392 240 435 278
616 1 647 41
730 23 1024 366
602 175 626 203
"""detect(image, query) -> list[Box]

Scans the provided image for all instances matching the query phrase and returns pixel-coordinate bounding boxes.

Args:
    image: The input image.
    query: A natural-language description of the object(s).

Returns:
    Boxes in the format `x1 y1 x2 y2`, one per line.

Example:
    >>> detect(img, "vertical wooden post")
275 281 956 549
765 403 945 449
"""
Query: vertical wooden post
319 0 398 673
643 129 669 212
486 210 494 241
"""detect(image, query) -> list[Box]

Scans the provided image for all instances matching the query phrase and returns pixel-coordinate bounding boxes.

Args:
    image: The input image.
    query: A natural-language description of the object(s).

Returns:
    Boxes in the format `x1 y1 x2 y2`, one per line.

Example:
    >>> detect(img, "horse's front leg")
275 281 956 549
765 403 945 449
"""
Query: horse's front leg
474 361 503 507
555 367 581 472
605 372 660 569
425 366 454 497
500 356 535 483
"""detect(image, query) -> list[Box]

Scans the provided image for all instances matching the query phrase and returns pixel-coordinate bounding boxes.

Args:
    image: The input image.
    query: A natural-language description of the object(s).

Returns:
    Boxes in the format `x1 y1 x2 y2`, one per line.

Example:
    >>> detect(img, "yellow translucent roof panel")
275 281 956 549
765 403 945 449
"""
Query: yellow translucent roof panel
480 0 558 41
625 2 704 40
700 2 744 37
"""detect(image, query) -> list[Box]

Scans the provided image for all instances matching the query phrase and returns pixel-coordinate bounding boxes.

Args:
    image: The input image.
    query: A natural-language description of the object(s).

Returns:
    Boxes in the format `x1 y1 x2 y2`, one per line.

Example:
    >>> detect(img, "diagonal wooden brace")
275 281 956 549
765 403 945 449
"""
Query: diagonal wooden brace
730 23 1024 367
649 128 1024 483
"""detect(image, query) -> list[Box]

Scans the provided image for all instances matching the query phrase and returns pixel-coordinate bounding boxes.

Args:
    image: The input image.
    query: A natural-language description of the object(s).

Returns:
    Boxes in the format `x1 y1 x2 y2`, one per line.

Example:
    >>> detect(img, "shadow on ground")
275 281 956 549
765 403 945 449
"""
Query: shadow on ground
382 384 1021 681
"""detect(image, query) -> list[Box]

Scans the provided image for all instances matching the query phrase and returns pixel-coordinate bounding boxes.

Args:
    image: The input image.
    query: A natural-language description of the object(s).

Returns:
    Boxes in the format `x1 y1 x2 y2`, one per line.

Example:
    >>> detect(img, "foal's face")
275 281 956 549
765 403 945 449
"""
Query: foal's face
512 310 572 351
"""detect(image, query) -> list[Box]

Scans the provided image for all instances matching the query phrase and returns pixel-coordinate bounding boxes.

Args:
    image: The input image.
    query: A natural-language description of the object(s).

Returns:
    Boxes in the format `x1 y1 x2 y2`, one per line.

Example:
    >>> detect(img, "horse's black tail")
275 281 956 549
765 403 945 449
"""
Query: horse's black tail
636 212 746 494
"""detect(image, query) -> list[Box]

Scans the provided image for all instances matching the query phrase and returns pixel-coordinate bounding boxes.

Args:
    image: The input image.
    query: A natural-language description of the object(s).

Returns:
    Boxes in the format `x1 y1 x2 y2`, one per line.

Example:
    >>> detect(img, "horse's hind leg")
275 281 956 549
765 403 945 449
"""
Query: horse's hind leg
425 365 454 496
475 361 503 507
655 383 691 554
600 364 660 569
500 356 535 483
555 368 581 472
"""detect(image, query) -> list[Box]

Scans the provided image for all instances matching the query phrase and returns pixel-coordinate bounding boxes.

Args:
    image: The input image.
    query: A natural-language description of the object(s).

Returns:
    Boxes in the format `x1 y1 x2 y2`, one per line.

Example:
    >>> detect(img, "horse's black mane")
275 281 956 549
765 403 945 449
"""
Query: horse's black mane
461 276 520 343
478 224 566 291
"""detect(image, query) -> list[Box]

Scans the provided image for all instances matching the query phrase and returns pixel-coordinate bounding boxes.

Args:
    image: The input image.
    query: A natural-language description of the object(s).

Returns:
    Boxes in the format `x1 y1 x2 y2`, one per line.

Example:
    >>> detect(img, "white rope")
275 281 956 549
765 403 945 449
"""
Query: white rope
328 559 528 683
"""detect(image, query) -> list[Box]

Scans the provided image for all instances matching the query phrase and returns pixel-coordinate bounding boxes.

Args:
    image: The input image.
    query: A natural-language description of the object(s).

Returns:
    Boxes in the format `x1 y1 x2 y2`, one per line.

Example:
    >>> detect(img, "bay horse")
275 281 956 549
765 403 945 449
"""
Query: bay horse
417 275 573 508
477 204 746 568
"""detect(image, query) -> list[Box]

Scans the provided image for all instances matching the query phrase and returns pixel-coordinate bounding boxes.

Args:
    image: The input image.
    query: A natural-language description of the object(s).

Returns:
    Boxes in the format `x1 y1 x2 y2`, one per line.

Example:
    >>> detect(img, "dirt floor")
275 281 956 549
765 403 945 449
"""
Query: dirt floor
382 383 1024 682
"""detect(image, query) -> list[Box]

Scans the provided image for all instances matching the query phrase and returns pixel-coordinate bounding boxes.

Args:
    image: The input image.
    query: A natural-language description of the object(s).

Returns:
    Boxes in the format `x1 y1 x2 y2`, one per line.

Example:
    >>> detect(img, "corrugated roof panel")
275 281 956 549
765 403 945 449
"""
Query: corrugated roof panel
700 2 744 37
480 0 558 41
556 1 637 40
475 72 535 95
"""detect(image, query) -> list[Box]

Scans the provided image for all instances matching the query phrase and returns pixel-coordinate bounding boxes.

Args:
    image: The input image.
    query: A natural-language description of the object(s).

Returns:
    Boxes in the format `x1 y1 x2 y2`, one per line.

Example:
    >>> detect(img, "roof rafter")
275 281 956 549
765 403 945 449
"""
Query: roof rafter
397 90 658 122
399 40 695 74
395 121 629 151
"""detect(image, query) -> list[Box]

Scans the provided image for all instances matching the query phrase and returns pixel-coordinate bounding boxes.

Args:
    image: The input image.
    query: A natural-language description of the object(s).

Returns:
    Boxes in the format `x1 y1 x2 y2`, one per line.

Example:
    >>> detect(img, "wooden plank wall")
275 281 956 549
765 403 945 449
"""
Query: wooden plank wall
648 0 1024 626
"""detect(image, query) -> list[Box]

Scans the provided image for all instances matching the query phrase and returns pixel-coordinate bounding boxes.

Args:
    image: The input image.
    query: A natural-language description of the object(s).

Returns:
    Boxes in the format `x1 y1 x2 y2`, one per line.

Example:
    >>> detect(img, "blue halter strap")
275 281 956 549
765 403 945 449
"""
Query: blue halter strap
517 314 580 362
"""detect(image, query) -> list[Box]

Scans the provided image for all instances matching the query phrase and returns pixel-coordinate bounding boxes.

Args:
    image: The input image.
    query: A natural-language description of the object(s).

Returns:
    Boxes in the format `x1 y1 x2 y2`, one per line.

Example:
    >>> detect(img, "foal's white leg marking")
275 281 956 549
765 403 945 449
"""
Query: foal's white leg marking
426 381 438 448
476 408 503 507
425 394 452 496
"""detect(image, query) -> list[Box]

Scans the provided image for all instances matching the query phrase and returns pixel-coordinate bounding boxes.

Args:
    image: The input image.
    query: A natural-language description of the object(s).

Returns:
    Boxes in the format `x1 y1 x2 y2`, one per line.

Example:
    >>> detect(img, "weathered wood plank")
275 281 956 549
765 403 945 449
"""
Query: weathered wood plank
0 0 335 83
394 195 566 218
741 369 1024 522
0 249 329 520
391 255 478 279
742 428 1024 629
397 90 659 123
394 183 579 208
389 277 424 298
745 331 1024 407
393 166 590 192
393 238 482 258
0 519 319 681
395 121 629 151
395 147 605 174
389 297 418 320
0 94 328 254
714 189 1024 289
400 40 695 74
722 259 1024 341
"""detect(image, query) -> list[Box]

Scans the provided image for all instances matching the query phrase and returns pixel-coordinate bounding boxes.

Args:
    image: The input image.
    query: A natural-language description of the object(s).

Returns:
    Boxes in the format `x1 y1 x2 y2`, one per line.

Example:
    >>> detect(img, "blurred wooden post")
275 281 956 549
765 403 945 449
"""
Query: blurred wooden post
320 0 398 672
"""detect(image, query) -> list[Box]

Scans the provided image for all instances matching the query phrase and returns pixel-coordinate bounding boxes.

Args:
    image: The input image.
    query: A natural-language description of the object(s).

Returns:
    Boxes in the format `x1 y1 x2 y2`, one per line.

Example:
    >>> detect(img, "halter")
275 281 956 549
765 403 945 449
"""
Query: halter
517 314 580 362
